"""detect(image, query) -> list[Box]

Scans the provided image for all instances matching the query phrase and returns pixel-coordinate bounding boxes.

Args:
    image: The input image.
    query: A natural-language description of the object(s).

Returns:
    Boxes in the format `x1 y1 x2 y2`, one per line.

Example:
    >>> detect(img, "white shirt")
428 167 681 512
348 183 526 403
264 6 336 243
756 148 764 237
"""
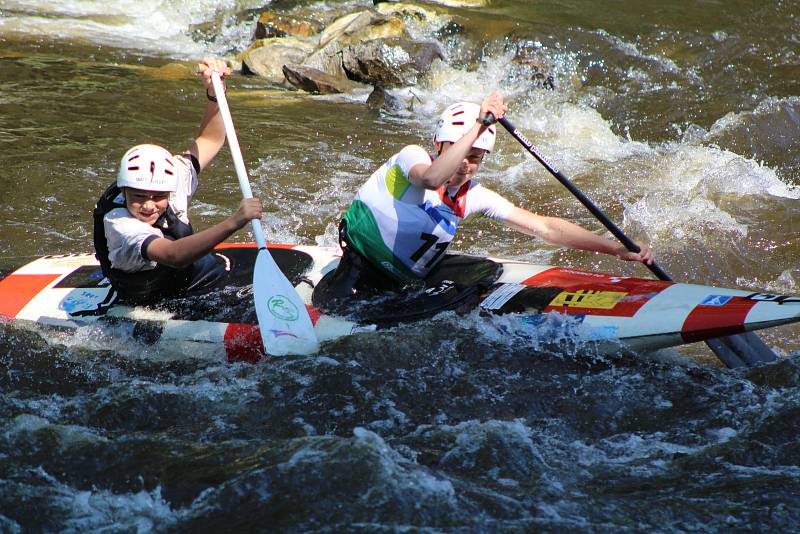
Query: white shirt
103 154 198 273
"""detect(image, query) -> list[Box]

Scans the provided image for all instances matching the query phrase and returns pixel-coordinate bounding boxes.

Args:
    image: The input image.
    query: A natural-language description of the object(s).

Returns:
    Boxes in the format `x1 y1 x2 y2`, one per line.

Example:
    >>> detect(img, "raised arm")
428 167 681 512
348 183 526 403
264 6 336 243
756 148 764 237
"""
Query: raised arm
408 91 508 189
187 56 232 172
504 206 654 264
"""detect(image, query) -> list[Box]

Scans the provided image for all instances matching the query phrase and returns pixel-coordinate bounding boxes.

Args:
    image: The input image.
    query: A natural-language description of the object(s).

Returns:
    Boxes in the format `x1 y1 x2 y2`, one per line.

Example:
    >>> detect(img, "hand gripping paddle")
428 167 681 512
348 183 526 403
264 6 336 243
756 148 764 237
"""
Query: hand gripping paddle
483 112 776 368
211 71 319 356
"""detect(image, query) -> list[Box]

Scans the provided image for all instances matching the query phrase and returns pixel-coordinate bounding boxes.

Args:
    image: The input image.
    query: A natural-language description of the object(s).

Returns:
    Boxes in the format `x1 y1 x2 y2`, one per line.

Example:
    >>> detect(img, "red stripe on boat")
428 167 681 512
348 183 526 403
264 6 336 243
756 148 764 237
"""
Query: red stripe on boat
305 305 323 325
523 267 671 317
223 323 264 363
681 297 757 342
0 273 61 319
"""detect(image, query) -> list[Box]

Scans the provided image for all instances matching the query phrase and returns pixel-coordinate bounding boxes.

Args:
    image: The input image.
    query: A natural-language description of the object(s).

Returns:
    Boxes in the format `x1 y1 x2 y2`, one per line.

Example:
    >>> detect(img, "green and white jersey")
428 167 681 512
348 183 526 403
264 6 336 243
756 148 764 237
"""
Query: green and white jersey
343 145 514 282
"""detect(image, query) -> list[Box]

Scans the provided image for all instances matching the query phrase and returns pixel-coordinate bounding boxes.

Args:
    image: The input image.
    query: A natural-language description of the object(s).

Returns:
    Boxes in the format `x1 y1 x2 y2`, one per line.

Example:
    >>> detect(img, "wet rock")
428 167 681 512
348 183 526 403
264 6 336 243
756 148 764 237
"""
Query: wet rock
511 50 556 90
240 38 316 84
375 2 443 23
282 63 367 94
366 86 403 111
375 0 491 6
320 10 407 49
254 11 323 39
342 38 444 87
433 20 466 39
375 1 460 42
302 10 408 80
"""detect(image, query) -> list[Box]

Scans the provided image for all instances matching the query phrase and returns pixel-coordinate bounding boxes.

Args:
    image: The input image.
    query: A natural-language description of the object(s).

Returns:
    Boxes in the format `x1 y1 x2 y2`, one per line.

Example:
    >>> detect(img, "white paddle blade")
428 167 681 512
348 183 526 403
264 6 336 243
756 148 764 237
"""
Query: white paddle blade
253 248 319 356
211 71 319 355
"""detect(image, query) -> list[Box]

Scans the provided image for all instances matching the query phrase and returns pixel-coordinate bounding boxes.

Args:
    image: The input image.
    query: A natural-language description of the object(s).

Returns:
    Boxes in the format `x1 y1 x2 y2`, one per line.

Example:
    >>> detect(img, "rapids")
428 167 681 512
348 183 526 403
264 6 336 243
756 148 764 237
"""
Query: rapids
1 0 799 530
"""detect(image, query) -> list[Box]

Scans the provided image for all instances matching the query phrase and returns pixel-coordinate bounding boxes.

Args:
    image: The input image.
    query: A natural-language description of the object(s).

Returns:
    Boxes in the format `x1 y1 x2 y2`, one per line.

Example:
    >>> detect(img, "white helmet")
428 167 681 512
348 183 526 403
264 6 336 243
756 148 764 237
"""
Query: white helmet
433 102 496 152
117 144 179 192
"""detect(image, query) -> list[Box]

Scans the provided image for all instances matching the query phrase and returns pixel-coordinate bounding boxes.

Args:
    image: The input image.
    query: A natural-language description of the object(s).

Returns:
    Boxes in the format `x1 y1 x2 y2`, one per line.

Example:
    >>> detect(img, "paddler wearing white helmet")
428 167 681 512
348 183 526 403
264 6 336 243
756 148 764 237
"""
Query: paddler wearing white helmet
315 91 653 309
93 57 263 304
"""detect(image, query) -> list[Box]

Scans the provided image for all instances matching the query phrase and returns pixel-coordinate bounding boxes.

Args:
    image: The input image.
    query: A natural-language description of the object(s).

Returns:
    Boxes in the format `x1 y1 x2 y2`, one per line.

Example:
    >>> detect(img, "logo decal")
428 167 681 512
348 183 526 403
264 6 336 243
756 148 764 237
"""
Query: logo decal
549 290 627 309
269 329 299 339
267 295 299 321
746 292 800 305
700 295 732 306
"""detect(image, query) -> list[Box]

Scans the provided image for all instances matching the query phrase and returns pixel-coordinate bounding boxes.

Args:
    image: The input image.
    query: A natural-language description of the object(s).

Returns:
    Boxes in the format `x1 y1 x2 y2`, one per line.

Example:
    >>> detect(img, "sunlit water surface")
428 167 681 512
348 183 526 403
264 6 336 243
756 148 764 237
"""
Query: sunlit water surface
1 0 799 530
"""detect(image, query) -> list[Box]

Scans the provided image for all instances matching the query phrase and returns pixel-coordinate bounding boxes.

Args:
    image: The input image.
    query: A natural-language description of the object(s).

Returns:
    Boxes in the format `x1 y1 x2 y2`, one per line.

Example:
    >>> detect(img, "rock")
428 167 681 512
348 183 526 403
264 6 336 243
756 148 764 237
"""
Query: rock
366 86 403 111
317 10 405 49
240 38 316 84
443 0 490 5
254 11 323 39
433 20 465 39
375 0 490 6
302 10 408 79
511 50 556 90
282 63 367 94
341 38 444 87
374 2 443 23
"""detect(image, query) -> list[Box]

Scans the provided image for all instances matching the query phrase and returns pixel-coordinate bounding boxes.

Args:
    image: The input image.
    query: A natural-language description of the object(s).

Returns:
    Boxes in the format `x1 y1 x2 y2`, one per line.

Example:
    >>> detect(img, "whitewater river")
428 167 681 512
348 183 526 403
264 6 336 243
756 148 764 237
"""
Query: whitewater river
1 0 799 531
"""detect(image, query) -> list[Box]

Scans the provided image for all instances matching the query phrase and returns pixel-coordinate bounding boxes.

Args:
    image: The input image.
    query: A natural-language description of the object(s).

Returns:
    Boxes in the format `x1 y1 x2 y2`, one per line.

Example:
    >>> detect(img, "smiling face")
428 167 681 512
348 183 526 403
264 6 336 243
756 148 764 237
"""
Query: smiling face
437 141 487 188
123 187 170 225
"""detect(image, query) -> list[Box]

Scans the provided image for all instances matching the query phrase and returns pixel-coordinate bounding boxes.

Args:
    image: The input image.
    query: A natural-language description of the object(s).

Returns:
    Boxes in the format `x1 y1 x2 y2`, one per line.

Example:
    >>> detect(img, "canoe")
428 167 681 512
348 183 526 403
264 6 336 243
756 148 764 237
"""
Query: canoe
1 243 798 363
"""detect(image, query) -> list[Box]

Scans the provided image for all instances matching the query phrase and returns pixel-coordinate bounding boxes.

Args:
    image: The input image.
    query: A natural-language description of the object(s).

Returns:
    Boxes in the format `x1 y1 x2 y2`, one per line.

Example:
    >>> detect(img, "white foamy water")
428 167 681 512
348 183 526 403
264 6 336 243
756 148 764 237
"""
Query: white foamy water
0 0 264 57
406 52 798 253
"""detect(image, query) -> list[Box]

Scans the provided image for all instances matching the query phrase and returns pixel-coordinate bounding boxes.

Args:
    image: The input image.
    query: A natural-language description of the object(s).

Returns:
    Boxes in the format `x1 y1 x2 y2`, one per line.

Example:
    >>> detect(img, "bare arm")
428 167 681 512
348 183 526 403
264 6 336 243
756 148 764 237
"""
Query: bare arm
187 57 232 172
146 198 262 268
504 206 654 264
408 91 508 189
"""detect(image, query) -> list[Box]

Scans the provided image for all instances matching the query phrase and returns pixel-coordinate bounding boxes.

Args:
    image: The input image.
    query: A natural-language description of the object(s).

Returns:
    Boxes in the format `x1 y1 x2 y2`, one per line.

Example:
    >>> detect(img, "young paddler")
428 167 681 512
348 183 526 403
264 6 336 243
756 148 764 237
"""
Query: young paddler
93 57 263 304
316 91 653 310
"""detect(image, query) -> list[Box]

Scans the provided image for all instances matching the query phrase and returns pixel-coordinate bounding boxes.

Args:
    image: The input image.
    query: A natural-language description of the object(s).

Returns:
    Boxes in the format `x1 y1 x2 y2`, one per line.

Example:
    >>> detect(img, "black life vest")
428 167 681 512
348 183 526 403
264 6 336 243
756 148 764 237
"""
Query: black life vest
92 183 194 304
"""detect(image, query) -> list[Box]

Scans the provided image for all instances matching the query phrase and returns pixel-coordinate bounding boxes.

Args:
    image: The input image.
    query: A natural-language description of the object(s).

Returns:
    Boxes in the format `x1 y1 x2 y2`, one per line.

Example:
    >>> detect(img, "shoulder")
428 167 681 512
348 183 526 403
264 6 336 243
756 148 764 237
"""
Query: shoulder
172 153 199 202
468 182 508 198
395 145 432 166
464 183 516 219
175 153 200 175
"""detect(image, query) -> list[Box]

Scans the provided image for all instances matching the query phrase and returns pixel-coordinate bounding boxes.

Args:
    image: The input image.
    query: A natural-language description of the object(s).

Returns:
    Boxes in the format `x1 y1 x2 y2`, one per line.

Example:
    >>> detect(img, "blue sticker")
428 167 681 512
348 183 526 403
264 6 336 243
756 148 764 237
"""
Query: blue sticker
701 295 732 306
59 290 104 313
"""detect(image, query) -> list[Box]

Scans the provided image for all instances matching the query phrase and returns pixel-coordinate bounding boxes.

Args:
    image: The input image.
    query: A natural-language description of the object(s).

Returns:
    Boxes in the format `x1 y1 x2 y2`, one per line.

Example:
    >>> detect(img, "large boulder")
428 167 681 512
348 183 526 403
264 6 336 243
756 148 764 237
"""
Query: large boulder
240 38 316 84
302 10 408 79
374 2 444 23
341 38 444 87
317 10 406 49
282 63 368 94
254 12 323 39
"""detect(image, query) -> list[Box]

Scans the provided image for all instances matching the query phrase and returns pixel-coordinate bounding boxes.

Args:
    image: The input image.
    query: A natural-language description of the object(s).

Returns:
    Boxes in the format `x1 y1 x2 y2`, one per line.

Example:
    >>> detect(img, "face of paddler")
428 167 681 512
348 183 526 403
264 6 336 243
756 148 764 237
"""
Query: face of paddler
437 141 487 188
123 187 170 225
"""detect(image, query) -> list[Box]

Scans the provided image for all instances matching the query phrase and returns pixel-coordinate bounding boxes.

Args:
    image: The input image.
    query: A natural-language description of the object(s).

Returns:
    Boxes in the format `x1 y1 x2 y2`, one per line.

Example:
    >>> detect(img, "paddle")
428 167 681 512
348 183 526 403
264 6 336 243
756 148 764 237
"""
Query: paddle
485 113 777 368
211 72 319 356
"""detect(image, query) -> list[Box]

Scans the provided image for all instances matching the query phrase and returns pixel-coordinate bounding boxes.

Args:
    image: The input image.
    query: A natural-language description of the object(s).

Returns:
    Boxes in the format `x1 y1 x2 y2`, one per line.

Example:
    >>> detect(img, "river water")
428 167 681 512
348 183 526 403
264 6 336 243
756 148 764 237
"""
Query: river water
1 0 799 531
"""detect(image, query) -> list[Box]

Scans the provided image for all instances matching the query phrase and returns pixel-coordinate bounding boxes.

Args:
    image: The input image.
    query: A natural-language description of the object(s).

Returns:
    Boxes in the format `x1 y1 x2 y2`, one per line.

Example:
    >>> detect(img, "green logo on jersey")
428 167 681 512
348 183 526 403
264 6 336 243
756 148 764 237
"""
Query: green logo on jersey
267 295 299 322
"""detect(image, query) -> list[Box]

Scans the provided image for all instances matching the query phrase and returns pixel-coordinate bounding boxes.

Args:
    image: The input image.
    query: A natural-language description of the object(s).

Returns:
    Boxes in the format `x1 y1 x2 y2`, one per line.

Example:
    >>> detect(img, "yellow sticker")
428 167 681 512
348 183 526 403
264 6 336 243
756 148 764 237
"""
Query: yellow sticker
549 290 627 309
48 255 95 268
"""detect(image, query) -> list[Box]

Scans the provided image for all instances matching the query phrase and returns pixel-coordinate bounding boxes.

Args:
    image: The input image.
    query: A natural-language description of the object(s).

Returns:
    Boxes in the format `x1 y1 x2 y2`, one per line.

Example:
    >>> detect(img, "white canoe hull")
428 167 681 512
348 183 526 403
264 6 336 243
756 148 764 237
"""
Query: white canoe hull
1 244 798 363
